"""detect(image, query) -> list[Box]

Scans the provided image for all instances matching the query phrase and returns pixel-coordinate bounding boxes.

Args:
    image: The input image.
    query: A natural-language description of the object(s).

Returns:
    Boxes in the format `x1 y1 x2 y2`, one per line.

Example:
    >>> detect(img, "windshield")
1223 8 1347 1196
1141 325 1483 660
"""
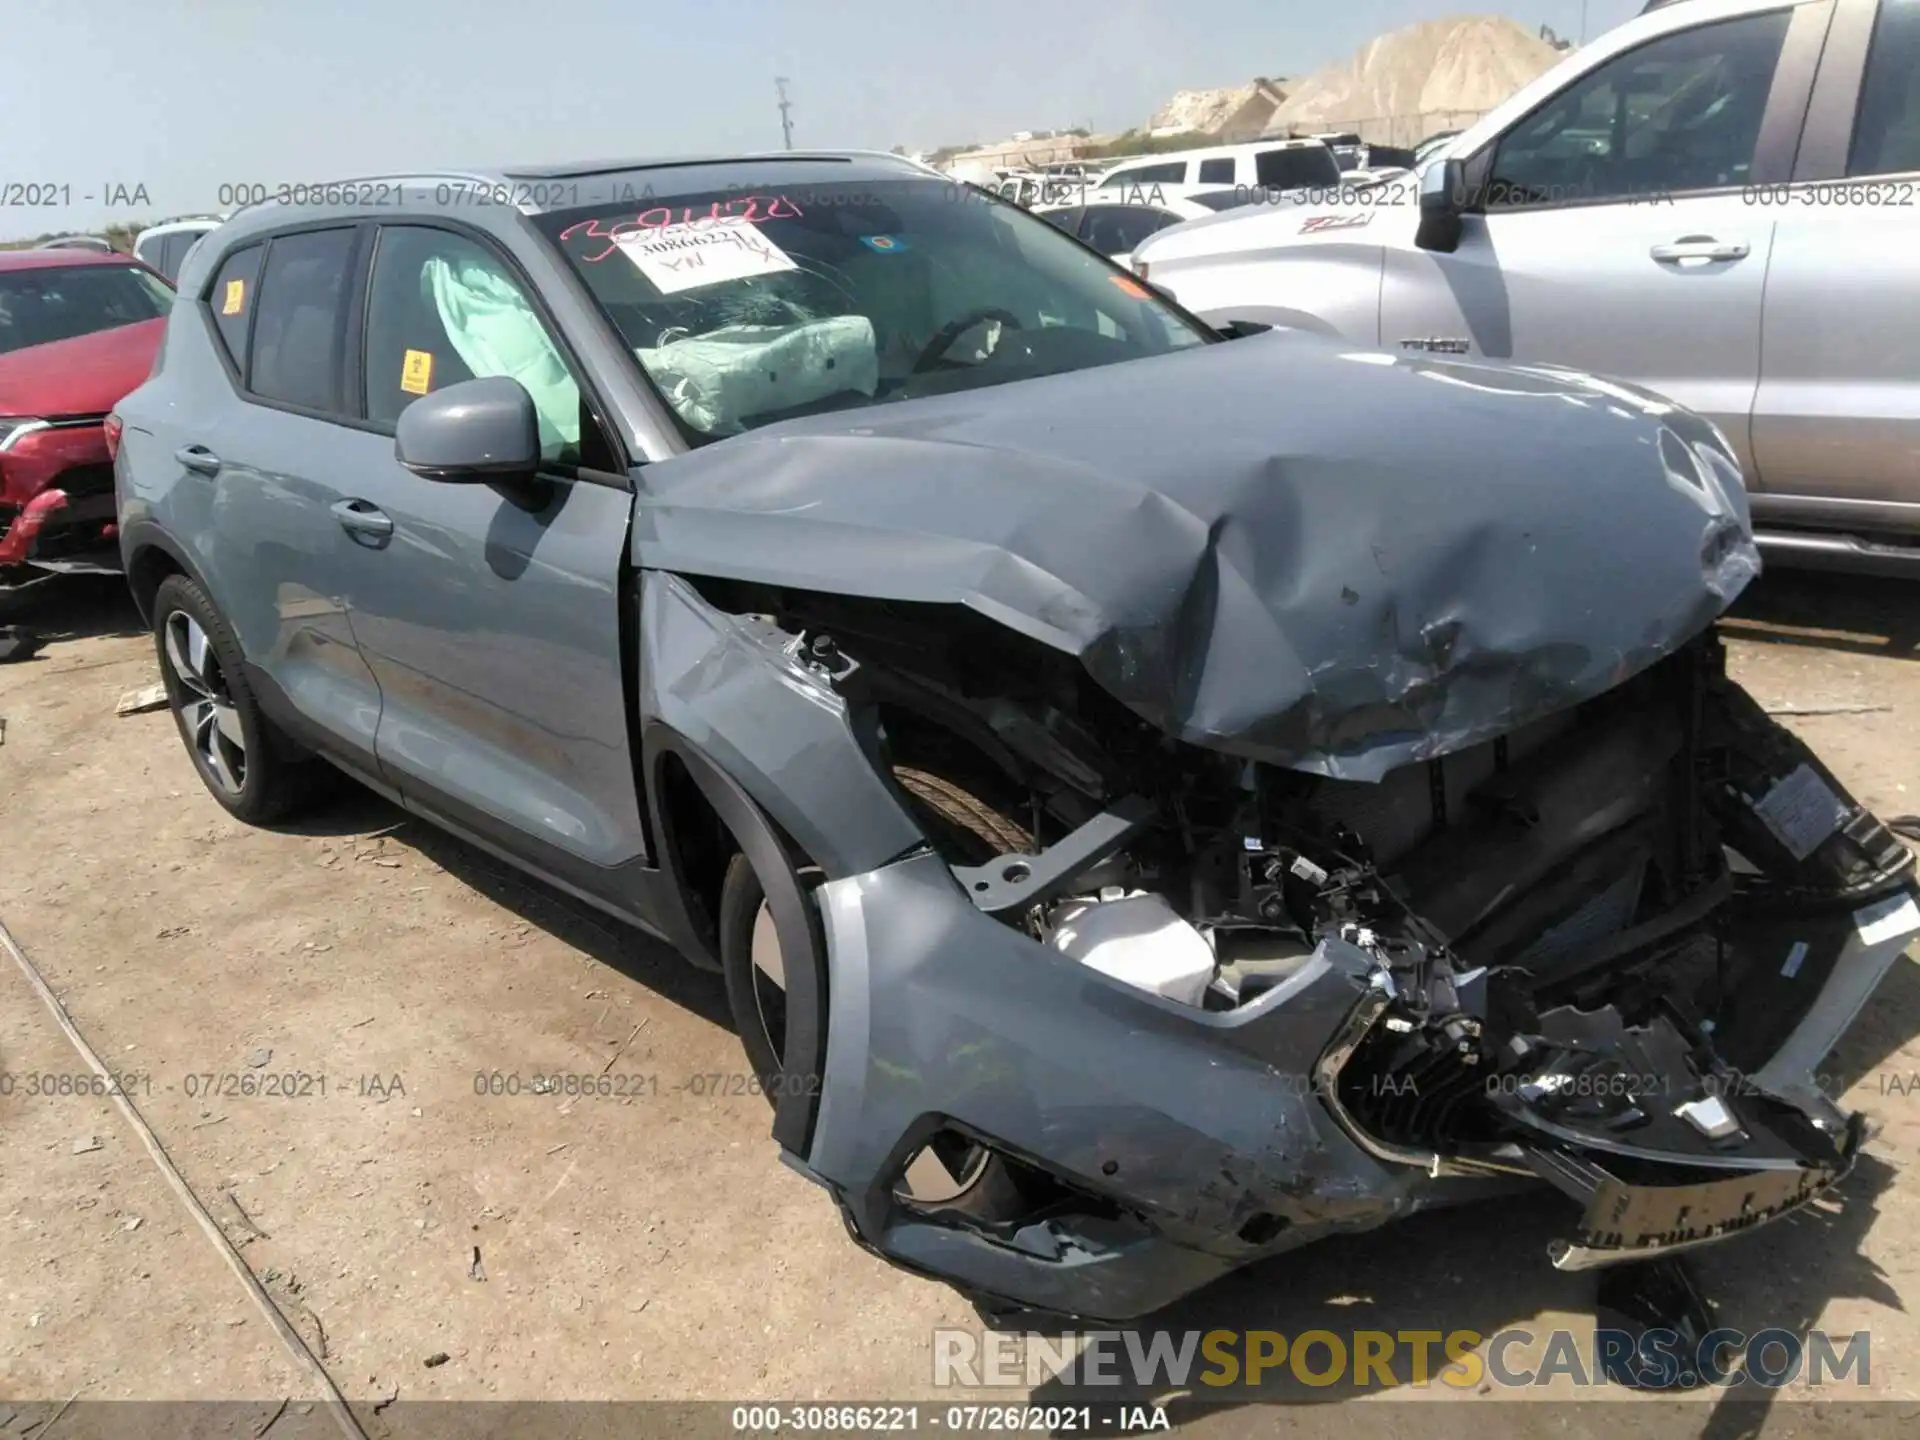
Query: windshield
537 177 1211 443
0 263 173 355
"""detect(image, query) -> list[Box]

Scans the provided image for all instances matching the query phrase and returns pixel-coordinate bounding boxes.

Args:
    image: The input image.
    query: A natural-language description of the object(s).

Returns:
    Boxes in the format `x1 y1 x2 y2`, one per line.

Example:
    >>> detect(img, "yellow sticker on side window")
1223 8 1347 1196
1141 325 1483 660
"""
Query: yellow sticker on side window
400 350 434 395
221 280 244 315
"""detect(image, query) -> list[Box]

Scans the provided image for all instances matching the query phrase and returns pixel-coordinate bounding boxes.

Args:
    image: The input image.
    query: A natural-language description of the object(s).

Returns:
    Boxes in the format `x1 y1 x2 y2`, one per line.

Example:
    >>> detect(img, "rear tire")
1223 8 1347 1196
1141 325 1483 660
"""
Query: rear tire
151 574 327 825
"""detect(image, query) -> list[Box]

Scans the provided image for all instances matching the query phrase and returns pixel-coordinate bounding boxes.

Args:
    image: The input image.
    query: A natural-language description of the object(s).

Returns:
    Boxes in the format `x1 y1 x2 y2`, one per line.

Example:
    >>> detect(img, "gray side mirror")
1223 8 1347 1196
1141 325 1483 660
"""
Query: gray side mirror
394 375 541 483
1415 157 1467 254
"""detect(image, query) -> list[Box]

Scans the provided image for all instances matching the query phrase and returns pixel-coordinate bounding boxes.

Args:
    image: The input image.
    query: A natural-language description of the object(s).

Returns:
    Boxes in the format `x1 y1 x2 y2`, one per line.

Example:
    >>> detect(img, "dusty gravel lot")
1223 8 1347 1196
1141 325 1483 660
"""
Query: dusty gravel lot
4 569 1920 1438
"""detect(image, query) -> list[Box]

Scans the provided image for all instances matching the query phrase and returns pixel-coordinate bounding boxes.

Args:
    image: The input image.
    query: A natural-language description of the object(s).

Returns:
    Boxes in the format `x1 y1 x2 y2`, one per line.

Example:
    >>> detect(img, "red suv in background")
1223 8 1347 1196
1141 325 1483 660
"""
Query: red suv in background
1 249 172 602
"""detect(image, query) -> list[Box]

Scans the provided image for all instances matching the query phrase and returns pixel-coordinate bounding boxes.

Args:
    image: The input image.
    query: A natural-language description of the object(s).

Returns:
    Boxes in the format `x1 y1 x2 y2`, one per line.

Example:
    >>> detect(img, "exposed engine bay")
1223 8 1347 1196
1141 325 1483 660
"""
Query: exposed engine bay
685 577 1917 1306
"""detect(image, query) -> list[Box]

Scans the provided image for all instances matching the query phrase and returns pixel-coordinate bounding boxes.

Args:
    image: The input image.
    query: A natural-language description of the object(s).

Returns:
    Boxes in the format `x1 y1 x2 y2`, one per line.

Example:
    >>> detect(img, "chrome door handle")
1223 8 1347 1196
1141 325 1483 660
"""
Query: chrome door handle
174 445 221 476
330 498 393 540
1650 237 1750 263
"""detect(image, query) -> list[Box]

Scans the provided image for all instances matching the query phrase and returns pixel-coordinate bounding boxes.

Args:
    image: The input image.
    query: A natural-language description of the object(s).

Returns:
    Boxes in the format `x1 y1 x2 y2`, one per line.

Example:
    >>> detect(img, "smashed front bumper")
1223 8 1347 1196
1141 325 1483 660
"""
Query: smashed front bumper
784 844 1913 1320
798 853 1448 1319
0 420 119 579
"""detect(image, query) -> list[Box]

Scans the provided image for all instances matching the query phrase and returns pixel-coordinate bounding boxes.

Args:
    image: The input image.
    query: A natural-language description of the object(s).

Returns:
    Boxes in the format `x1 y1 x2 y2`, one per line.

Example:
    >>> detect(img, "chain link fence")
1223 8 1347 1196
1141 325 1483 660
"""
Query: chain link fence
944 111 1494 176
1267 110 1490 148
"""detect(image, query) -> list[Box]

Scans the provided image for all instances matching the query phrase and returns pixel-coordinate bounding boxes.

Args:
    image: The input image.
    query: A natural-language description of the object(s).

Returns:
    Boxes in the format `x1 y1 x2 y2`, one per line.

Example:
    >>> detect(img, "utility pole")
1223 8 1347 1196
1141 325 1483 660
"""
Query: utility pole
1579 0 1589 45
775 77 794 151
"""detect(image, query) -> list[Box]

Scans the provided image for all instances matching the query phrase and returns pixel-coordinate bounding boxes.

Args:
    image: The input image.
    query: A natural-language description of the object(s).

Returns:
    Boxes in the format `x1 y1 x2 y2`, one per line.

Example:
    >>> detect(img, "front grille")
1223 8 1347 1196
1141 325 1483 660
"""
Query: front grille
54 463 114 500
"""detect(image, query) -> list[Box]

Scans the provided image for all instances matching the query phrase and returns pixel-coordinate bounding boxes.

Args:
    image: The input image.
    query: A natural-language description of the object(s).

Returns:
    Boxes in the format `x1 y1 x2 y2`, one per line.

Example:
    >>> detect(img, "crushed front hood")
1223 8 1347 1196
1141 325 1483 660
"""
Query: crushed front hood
633 330 1758 780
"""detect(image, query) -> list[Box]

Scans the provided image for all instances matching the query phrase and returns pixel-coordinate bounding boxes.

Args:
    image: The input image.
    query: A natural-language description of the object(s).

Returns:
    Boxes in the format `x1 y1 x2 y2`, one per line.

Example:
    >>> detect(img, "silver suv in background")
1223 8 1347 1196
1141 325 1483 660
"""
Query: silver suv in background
1134 0 1920 575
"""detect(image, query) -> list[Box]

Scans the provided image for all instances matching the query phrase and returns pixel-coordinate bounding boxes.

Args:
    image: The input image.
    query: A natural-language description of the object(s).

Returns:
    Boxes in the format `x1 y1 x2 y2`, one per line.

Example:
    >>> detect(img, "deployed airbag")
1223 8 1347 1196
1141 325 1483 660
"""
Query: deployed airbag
639 317 879 435
424 256 581 453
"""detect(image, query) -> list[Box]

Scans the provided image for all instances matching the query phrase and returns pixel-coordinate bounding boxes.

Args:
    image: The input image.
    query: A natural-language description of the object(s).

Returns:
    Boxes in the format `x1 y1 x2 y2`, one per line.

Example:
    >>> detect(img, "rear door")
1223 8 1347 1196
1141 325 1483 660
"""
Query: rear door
1749 0 1920 531
169 226 388 774
1379 1 1828 474
328 221 649 904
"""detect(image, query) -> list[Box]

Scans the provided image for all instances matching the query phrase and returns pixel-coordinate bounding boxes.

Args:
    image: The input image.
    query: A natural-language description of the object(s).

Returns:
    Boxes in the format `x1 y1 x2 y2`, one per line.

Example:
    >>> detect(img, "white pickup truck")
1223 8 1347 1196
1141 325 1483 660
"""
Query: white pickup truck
1133 0 1920 574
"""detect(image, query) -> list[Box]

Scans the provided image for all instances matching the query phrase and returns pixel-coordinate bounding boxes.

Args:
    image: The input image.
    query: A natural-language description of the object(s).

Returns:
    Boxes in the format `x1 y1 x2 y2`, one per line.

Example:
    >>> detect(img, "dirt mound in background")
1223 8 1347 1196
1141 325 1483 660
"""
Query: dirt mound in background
1266 14 1562 135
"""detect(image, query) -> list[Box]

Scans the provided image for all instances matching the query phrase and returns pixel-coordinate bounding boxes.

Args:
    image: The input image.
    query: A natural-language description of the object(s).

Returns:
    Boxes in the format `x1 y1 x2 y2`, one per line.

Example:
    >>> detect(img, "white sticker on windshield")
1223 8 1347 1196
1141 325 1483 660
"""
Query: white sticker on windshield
1854 891 1920 948
615 221 798 295
1751 763 1848 862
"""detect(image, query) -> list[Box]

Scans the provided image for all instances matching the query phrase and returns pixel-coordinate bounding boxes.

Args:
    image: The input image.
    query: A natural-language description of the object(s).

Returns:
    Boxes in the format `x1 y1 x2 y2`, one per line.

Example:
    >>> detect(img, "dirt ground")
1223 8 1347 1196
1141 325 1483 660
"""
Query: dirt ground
4 568 1920 1437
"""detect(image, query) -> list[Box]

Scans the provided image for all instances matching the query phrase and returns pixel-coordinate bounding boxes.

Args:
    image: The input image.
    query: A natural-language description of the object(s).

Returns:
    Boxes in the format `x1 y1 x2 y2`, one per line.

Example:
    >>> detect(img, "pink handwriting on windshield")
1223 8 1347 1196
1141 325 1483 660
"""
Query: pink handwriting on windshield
562 195 805 261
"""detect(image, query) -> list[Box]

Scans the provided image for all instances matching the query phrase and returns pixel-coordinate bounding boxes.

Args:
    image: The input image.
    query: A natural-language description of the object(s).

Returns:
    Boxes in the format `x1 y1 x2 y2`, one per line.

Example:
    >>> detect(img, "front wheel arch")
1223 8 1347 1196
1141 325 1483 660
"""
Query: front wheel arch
645 727 830 1157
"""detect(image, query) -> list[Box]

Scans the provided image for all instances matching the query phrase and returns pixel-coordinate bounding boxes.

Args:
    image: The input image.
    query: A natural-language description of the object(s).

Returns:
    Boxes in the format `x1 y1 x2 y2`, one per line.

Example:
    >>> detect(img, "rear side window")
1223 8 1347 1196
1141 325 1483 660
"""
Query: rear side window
1038 206 1083 234
161 232 201 281
146 233 178 281
1197 157 1234 184
1850 0 1920 177
207 244 263 372
1255 146 1343 189
1102 161 1185 187
248 229 356 413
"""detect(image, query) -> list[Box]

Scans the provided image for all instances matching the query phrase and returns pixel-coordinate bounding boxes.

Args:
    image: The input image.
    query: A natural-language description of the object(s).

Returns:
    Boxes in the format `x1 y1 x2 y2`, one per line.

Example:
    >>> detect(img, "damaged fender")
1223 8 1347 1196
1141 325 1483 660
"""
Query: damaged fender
638 568 925 880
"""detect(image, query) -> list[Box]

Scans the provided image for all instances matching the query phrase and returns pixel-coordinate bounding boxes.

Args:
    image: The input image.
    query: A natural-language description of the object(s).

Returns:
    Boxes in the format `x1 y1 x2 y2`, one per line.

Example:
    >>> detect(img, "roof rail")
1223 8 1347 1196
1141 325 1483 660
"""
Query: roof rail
223 171 505 219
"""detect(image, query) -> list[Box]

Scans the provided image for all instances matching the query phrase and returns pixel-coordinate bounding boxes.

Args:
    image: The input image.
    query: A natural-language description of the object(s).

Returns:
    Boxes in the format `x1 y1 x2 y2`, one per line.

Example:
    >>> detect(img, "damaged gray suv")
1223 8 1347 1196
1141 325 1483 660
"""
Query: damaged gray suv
113 152 1919 1322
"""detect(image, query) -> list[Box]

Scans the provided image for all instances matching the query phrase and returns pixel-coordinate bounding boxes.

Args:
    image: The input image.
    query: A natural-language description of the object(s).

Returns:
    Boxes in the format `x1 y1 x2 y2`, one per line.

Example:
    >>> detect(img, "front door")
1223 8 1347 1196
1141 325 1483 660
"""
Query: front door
331 223 648 906
1380 4 1814 473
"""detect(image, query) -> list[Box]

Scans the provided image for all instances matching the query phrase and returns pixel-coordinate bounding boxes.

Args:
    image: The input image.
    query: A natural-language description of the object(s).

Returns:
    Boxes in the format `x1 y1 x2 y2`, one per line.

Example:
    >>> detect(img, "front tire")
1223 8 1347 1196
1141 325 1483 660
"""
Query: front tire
151 574 325 824
716 773 1030 1221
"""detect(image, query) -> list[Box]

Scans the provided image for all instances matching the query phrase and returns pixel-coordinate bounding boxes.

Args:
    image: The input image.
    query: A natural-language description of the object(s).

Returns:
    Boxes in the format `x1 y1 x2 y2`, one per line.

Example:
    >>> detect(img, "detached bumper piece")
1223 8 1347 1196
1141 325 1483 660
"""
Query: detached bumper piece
1534 1117 1863 1272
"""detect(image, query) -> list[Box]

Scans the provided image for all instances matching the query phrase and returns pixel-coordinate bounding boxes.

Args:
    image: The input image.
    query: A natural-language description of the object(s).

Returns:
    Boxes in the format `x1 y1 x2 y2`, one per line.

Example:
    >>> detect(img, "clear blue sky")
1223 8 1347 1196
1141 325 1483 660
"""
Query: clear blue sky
5 0 1643 236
